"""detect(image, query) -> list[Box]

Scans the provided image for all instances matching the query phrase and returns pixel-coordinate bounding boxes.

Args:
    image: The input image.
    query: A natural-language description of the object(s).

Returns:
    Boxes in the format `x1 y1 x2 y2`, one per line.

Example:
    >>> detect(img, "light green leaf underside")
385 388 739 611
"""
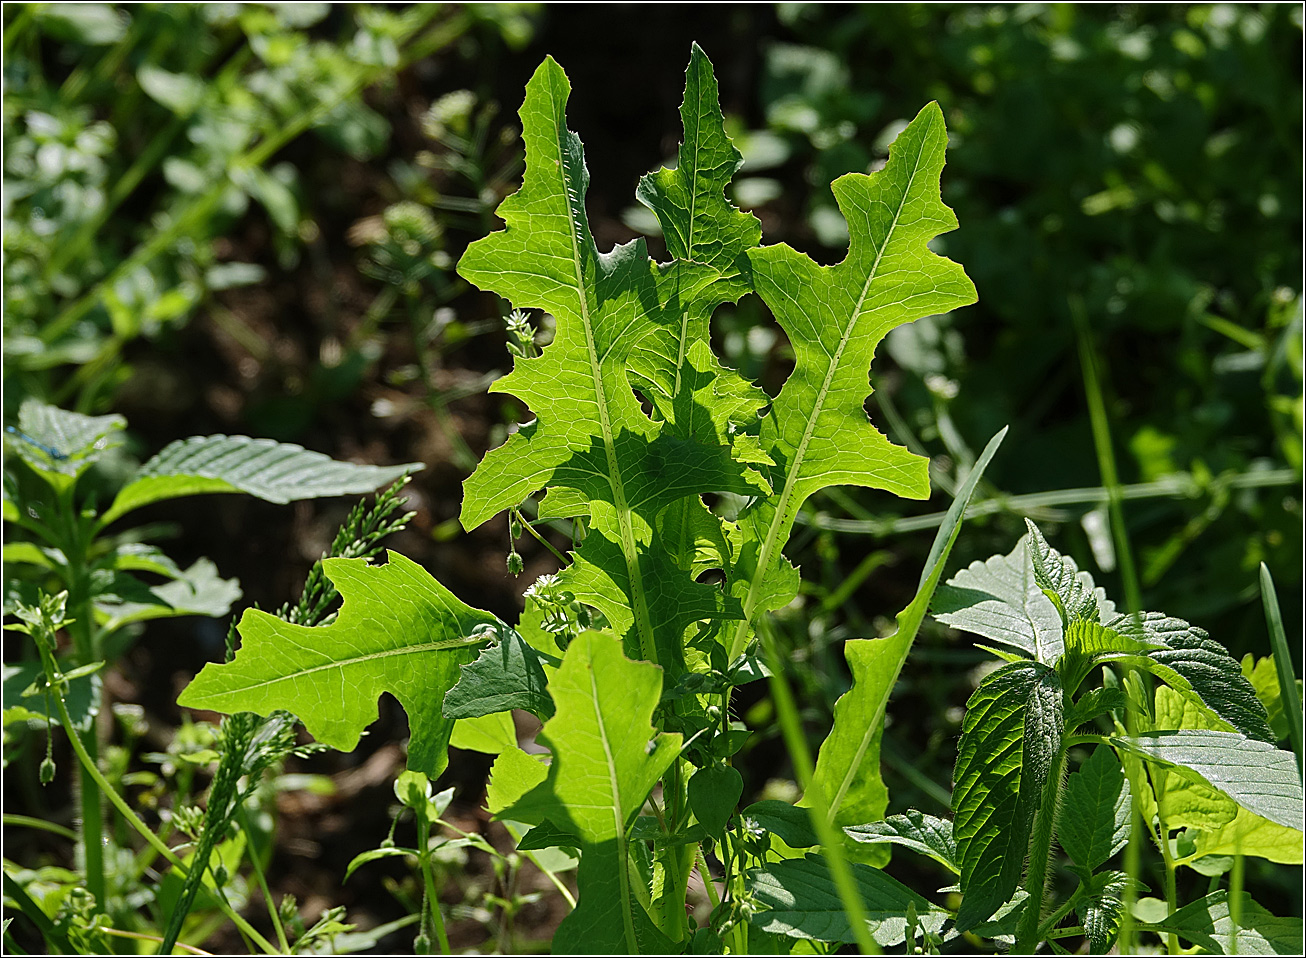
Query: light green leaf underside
1059 744 1131 870
179 552 503 777
747 855 948 947
8 398 126 486
1144 890 1303 955
843 811 959 874
2 663 100 733
1112 730 1303 830
500 630 680 954
807 427 1005 849
93 559 240 632
729 100 976 656
933 537 1065 664
104 435 420 525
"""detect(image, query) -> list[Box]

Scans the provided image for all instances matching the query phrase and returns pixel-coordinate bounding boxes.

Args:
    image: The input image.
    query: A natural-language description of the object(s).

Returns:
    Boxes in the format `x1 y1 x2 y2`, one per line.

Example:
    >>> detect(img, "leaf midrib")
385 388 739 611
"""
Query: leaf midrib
547 80 658 667
197 634 485 696
730 133 930 659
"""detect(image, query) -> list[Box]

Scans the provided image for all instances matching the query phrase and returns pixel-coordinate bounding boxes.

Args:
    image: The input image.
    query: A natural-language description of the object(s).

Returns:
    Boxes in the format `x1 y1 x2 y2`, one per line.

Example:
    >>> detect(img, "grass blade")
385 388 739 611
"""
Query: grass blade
1260 562 1304 778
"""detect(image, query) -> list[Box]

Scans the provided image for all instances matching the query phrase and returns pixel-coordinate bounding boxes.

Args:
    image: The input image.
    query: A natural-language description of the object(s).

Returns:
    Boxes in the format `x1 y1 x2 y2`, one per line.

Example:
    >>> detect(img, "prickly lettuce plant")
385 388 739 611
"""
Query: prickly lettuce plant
167 46 1294 956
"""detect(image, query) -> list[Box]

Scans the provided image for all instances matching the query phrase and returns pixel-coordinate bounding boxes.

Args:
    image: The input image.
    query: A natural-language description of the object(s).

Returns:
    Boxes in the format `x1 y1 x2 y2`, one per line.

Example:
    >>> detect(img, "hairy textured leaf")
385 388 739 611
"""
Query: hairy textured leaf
747 855 948 947
6 398 125 489
456 54 760 674
1060 745 1131 870
808 428 1005 853
1145 890 1304 955
104 435 420 525
443 629 555 721
932 536 1064 664
500 630 680 954
1104 611 1274 743
843 810 959 874
1076 870 1129 954
953 660 1062 930
726 100 976 658
1112 730 1303 829
180 553 504 776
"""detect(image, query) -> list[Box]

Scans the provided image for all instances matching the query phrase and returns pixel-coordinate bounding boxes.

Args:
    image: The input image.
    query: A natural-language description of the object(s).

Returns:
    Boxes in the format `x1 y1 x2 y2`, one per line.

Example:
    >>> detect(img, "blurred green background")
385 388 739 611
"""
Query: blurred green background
4 2 1301 951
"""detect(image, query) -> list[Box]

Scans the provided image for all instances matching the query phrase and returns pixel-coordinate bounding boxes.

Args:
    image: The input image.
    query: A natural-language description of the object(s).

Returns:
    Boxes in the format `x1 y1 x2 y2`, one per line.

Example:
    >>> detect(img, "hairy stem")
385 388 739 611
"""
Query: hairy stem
1013 742 1068 953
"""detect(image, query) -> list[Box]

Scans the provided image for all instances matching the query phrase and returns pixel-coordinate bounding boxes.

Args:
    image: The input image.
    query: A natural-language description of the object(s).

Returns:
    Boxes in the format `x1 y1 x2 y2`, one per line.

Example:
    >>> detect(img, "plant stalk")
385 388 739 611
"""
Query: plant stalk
1013 742 1068 953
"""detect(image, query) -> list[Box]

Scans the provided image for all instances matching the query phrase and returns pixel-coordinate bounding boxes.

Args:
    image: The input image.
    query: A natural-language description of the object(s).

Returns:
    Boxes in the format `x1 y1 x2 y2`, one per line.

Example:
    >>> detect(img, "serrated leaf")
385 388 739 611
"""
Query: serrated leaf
953 660 1061 930
807 428 1005 855
1145 890 1304 955
1076 870 1129 954
499 630 680 954
1059 745 1131 870
1112 730 1303 829
1064 686 1127 729
746 854 948 947
932 536 1064 664
6 398 126 489
443 629 554 721
179 553 505 776
1103 611 1274 743
726 100 976 659
103 435 420 525
843 810 959 874
1024 519 1106 623
456 55 760 675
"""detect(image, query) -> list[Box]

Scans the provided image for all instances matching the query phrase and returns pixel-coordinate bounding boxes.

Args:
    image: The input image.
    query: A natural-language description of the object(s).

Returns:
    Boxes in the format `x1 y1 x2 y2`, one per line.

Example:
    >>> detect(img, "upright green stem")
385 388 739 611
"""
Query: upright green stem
35 646 277 954
757 619 879 955
1070 294 1141 614
1013 743 1069 953
416 817 450 954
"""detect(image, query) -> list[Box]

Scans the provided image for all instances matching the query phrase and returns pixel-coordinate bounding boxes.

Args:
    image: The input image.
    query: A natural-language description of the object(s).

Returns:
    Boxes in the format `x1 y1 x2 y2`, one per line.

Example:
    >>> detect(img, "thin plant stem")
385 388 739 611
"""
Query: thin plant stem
756 617 879 955
100 927 212 956
237 804 292 954
1260 562 1304 778
35 651 278 954
1070 294 1141 613
512 507 569 566
3 813 77 841
417 817 451 954
1013 742 1069 952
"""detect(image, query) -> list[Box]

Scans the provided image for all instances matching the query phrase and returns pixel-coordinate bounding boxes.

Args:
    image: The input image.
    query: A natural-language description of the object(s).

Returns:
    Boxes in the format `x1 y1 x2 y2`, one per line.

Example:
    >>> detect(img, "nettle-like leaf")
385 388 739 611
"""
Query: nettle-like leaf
1076 870 1130 955
746 855 949 948
1112 730 1303 830
1102 611 1274 743
1024 518 1110 624
93 559 240 633
102 435 420 525
1059 744 1131 871
725 99 976 659
456 53 761 674
499 630 681 955
807 428 1004 855
843 810 959 874
5 398 126 490
180 553 506 776
932 536 1064 664
952 660 1063 930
